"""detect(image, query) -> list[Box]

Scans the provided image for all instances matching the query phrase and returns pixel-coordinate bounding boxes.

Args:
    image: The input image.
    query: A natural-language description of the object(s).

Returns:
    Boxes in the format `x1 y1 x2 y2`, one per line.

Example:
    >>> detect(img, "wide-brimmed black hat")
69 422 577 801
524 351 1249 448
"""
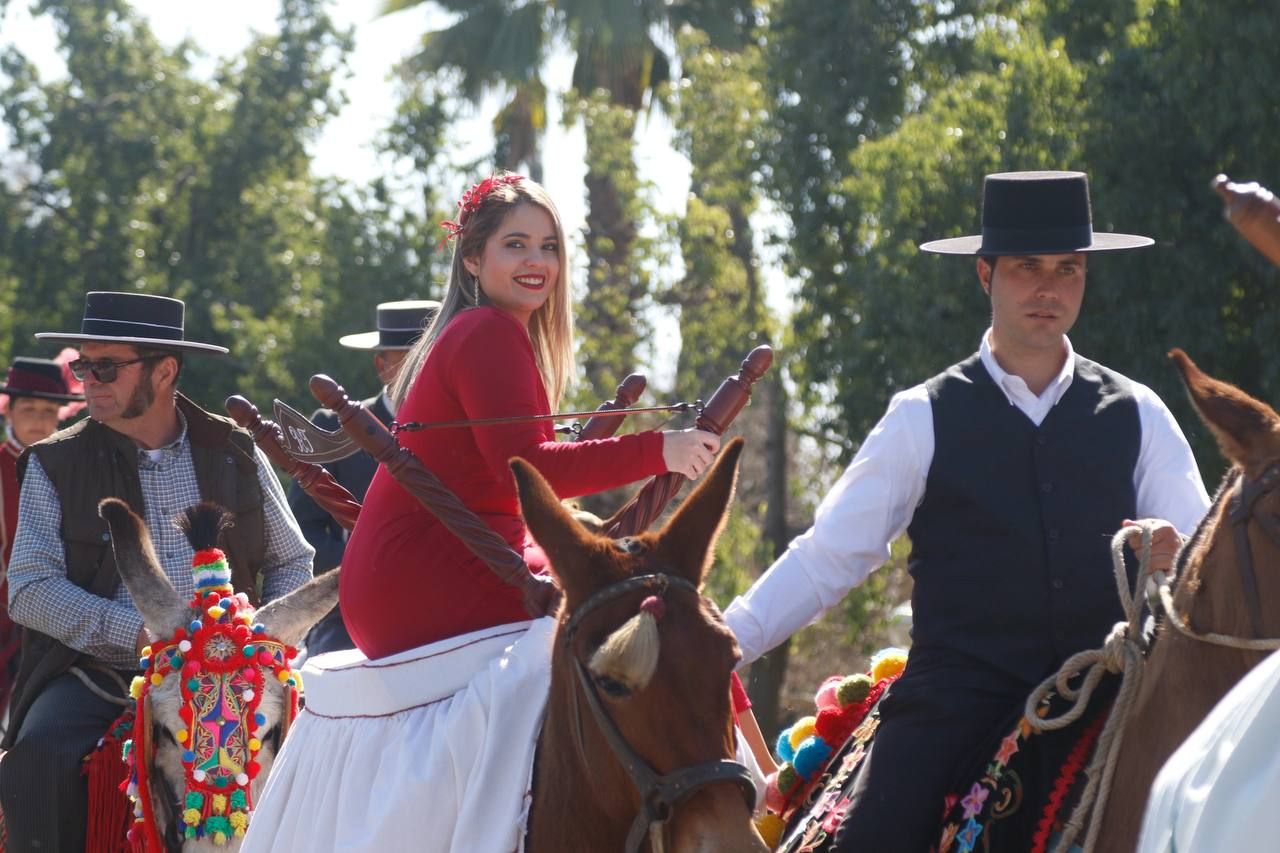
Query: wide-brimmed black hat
920 171 1154 256
339 300 441 351
35 292 228 354
0 357 84 403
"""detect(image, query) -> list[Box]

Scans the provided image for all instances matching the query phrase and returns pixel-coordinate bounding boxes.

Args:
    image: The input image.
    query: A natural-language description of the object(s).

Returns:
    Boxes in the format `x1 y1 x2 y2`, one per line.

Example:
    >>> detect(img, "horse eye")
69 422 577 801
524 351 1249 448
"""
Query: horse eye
595 674 632 699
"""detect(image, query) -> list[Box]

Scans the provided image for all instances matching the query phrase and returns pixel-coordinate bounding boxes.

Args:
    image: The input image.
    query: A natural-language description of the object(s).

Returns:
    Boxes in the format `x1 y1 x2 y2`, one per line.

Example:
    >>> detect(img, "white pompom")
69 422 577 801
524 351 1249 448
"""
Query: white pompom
179 640 192 652
242 689 255 702
236 773 250 786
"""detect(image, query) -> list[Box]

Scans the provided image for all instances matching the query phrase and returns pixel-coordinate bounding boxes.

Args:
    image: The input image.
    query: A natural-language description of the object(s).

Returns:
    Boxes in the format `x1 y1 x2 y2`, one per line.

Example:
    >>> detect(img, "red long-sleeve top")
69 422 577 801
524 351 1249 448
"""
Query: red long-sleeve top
341 307 667 659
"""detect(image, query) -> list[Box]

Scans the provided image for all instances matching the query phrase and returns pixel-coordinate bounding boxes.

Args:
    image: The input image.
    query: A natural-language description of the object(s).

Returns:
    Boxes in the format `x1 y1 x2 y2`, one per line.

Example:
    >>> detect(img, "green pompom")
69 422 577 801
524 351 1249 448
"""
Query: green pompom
185 790 204 809
836 673 874 707
230 789 247 810
205 815 231 834
777 763 801 794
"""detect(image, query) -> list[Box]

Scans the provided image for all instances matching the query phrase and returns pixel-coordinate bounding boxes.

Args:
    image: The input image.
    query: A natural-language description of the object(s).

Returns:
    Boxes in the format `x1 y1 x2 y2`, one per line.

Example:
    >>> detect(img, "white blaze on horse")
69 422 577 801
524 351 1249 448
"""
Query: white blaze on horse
98 499 338 851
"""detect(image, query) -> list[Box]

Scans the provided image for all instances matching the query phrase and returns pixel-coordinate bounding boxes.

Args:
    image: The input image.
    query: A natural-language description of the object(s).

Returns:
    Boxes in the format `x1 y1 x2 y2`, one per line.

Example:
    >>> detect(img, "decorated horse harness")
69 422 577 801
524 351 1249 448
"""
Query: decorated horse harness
123 546 301 850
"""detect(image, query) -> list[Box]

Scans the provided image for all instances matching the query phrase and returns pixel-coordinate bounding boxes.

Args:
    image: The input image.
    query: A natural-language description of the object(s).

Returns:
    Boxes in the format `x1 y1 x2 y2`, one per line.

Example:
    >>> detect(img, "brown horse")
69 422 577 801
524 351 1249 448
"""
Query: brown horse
515 436 769 852
1092 349 1280 852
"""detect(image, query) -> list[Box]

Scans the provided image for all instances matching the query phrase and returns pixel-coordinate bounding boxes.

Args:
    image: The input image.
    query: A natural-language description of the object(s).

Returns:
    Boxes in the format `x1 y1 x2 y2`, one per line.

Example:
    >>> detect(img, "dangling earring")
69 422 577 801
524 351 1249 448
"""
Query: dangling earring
472 274 481 305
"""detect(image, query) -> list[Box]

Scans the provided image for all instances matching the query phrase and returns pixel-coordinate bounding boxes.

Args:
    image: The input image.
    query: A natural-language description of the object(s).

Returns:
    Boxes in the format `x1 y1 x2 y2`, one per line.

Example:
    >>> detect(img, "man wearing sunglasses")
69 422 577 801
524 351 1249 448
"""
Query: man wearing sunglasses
0 291 314 853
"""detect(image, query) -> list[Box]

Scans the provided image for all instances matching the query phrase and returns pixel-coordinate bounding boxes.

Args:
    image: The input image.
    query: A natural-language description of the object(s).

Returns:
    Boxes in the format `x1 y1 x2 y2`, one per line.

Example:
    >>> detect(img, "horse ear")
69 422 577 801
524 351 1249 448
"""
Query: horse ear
1170 348 1280 468
654 437 745 587
98 498 188 640
253 570 340 649
511 457 600 599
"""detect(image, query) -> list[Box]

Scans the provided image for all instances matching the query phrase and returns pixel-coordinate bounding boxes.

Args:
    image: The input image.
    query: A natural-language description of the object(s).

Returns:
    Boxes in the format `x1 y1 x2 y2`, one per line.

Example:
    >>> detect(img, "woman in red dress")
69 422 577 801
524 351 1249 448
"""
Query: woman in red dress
340 174 722 659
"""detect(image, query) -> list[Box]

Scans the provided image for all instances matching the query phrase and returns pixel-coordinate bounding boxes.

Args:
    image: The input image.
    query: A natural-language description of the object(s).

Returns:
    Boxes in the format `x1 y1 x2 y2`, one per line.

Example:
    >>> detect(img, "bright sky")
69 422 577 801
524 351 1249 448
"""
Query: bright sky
1 0 789 385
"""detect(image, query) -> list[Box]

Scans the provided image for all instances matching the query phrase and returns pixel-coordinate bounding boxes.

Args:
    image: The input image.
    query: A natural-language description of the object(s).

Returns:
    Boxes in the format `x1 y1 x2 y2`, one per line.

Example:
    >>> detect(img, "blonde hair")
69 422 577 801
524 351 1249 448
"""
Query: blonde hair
390 176 574 409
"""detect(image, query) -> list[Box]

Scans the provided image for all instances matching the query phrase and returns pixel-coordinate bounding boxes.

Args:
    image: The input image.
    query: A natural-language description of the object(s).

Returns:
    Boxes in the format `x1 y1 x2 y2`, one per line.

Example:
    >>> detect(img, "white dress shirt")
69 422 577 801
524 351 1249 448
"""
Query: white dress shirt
724 332 1211 665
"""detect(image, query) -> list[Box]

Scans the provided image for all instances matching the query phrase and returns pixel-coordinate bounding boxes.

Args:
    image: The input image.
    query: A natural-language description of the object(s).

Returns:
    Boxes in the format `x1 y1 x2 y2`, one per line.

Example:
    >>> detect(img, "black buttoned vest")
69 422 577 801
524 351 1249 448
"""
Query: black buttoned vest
905 353 1140 688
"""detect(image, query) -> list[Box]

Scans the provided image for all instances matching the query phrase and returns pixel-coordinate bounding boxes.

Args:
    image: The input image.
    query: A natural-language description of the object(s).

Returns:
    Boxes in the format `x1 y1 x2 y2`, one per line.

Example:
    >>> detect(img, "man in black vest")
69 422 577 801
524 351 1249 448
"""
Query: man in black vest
288 300 439 655
723 171 1211 851
0 292 314 852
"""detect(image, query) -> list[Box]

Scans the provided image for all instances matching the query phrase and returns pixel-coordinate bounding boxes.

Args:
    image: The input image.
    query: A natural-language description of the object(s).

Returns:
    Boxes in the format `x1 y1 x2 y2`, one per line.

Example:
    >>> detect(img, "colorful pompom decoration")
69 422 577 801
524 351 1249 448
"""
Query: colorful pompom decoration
120 530 302 852
754 647 908 849
869 647 908 683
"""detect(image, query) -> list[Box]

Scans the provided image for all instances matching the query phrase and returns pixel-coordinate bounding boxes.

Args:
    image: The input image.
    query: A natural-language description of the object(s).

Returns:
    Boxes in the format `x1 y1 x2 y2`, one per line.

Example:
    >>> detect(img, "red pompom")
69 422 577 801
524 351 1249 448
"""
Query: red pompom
179 705 194 723
183 661 200 677
247 761 261 779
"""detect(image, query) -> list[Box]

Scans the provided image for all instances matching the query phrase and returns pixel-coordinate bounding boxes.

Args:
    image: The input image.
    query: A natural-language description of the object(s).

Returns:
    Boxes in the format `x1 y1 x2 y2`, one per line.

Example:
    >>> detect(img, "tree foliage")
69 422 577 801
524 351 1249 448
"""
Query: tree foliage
0 0 452 413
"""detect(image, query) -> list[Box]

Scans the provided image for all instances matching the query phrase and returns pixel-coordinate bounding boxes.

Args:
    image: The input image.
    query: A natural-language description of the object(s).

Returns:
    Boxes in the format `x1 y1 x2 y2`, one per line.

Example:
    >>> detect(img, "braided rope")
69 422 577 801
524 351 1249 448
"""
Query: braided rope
1022 522 1155 853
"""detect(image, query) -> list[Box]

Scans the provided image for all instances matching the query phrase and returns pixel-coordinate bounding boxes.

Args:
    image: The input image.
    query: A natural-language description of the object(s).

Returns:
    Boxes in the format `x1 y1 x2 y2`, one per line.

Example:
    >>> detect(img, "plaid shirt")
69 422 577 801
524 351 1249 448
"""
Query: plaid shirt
7 411 314 668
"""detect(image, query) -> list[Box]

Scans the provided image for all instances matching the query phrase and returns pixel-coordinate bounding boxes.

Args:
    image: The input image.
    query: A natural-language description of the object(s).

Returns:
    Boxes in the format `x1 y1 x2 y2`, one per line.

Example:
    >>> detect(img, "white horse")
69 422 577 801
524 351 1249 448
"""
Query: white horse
100 498 339 851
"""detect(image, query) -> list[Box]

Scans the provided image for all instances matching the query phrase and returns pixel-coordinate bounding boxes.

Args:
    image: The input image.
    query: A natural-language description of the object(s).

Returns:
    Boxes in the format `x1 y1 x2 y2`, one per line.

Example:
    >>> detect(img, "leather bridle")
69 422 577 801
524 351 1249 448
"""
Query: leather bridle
563 572 757 853
1225 460 1280 638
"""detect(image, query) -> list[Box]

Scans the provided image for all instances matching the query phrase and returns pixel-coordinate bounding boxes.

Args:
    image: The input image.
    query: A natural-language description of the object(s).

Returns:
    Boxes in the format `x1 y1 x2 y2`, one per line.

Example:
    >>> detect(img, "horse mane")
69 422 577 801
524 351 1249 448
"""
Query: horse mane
1170 465 1239 600
176 501 233 551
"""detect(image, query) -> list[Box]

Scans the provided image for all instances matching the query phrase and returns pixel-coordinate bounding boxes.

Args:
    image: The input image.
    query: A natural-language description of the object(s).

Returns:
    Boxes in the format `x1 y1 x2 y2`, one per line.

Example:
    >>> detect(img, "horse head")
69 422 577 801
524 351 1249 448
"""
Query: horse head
514 436 768 853
98 498 339 851
1169 348 1280 643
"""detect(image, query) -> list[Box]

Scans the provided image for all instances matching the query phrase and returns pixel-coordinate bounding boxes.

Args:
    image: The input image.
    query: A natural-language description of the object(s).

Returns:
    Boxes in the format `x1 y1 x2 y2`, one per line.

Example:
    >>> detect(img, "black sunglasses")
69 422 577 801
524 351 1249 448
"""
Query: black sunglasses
68 355 164 383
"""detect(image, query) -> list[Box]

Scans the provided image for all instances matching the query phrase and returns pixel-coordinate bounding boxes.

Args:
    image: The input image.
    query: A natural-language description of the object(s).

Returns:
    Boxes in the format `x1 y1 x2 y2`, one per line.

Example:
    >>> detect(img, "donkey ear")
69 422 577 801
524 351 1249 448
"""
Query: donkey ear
654 437 745 587
511 457 600 600
254 570 340 649
1170 348 1280 468
98 498 188 640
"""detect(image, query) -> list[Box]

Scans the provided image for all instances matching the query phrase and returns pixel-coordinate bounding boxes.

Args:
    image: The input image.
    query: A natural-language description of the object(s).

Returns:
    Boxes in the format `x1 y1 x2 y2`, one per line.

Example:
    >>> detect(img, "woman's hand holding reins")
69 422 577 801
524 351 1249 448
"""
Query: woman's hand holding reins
662 428 721 480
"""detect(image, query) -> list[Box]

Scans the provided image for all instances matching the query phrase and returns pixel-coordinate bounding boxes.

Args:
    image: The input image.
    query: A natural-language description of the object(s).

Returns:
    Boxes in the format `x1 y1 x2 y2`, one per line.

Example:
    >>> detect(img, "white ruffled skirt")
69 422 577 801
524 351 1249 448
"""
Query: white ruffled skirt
241 618 554 853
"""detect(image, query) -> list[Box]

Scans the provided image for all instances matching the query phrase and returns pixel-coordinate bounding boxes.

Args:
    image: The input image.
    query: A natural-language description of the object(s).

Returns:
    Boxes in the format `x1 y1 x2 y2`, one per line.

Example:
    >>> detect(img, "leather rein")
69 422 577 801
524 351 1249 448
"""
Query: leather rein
1159 460 1280 650
1226 460 1280 639
562 572 756 853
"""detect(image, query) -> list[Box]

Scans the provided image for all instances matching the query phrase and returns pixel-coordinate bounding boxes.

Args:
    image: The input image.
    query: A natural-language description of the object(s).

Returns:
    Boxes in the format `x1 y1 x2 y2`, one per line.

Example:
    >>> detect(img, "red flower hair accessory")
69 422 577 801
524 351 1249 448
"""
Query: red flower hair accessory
439 173 525 242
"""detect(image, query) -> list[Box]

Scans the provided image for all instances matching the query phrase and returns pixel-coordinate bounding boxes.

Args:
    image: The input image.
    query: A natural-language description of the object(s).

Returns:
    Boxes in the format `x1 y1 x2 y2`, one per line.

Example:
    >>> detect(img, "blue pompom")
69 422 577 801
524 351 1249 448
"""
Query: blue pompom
792 735 834 779
189 619 202 633
775 729 797 763
254 712 267 726
182 750 196 763
220 597 233 608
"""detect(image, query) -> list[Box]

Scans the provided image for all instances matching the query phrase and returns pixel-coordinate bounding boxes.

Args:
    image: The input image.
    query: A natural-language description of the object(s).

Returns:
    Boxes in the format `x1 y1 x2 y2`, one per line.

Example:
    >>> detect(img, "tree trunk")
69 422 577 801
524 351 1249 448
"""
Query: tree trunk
749 367 792 736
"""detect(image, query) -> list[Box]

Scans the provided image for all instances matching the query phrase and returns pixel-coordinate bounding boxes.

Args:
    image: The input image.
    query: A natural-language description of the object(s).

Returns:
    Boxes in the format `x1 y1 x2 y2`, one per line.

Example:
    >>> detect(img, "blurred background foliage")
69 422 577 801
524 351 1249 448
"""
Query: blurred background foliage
1 0 1276 734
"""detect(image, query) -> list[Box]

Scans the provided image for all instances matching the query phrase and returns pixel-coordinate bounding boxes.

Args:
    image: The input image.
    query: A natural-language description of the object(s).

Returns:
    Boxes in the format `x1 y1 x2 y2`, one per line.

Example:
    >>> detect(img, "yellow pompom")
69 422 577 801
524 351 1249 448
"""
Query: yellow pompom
175 730 188 743
212 794 228 814
755 812 786 848
208 606 225 619
230 812 248 832
149 672 163 686
182 808 202 826
788 716 817 750
870 649 908 683
140 645 152 657
248 738 262 752
276 669 291 683
213 831 227 845
130 677 146 699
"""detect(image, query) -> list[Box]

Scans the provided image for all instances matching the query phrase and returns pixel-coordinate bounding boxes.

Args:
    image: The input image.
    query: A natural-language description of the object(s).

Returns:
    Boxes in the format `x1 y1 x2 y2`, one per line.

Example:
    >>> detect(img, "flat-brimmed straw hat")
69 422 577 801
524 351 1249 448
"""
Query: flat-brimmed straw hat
920 171 1154 256
35 292 228 354
339 300 442 351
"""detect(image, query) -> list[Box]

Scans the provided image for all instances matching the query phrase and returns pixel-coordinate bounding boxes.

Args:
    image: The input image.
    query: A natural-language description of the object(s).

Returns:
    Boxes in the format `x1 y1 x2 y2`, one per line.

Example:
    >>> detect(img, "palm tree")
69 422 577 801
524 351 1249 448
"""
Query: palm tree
381 0 753 400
